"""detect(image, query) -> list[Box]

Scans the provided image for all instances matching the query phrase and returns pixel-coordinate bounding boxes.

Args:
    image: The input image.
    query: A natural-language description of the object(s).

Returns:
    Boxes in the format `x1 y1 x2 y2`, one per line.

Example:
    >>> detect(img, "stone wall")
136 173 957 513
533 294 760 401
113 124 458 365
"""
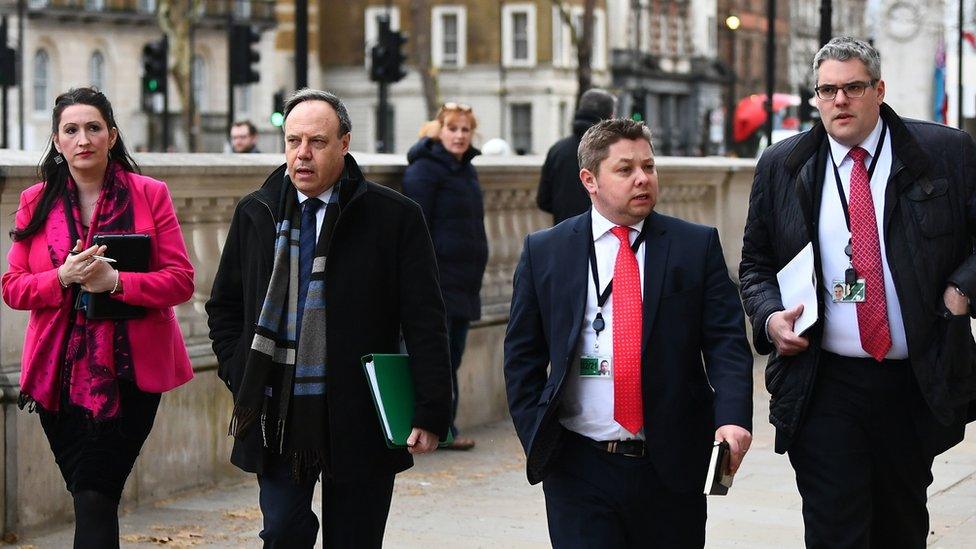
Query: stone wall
0 150 756 535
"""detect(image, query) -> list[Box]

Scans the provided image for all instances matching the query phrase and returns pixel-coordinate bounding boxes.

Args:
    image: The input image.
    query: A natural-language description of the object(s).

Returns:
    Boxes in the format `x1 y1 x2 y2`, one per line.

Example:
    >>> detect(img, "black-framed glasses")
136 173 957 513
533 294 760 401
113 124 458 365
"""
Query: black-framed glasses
814 80 878 101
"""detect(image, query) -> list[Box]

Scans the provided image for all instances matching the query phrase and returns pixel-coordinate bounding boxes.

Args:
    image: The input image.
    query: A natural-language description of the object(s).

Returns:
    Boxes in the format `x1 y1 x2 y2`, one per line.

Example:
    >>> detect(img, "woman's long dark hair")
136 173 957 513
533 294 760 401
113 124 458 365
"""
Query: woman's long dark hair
10 87 140 241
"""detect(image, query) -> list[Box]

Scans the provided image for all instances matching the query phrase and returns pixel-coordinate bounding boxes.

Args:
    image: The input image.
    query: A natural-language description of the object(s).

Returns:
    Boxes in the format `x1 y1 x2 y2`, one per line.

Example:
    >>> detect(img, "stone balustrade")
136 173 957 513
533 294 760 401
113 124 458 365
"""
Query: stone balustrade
0 150 757 535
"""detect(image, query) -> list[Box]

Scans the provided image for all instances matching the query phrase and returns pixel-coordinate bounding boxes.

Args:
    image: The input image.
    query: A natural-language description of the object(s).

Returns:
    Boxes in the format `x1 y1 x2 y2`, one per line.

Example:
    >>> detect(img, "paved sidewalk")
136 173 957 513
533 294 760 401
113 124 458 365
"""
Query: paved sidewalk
14 376 976 548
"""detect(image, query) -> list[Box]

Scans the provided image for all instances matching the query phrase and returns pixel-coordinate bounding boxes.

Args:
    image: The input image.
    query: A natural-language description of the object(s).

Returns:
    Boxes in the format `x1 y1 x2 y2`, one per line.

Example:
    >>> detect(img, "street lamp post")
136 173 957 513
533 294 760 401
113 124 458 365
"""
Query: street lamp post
764 0 776 147
725 14 740 154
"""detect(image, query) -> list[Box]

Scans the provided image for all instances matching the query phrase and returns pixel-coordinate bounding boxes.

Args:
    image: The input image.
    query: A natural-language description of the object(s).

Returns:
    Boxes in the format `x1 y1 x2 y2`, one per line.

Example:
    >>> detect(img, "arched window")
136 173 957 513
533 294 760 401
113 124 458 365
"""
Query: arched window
192 54 206 111
89 50 105 91
33 49 49 112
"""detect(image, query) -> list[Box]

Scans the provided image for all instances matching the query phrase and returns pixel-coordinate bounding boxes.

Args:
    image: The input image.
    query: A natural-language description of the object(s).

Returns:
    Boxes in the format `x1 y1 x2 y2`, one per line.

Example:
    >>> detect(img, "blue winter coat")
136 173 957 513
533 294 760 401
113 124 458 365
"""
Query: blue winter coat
403 138 488 321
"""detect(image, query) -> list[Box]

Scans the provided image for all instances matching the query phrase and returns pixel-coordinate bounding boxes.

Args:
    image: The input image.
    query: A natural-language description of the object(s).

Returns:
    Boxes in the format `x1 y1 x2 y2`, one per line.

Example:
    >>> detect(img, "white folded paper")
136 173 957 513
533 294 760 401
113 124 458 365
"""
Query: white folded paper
775 242 818 335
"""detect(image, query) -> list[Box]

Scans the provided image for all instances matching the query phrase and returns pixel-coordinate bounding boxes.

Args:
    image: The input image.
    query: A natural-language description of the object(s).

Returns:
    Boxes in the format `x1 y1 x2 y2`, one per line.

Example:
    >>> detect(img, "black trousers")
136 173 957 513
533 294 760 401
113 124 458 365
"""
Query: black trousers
542 432 706 549
787 352 934 549
447 315 470 436
257 456 396 549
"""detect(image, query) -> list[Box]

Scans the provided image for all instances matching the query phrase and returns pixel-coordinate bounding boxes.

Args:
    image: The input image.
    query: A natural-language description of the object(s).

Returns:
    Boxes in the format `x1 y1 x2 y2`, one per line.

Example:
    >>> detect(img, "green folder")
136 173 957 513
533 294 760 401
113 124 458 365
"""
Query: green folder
361 354 453 449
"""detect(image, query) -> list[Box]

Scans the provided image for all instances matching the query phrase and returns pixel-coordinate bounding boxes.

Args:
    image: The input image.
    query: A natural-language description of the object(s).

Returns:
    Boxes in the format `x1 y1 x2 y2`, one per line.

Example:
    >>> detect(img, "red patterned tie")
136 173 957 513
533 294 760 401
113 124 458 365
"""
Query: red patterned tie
610 226 643 434
848 146 891 361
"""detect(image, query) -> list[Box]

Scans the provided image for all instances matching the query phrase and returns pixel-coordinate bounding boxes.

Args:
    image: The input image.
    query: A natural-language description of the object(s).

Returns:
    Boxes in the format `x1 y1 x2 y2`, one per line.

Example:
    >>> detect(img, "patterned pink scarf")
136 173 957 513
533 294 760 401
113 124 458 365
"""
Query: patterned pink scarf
54 165 135 420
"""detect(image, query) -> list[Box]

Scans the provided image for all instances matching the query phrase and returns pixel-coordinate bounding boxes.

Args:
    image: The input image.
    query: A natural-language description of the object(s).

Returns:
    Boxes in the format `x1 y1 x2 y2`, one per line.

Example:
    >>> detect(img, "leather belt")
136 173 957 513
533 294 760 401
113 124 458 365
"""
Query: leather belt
588 438 646 458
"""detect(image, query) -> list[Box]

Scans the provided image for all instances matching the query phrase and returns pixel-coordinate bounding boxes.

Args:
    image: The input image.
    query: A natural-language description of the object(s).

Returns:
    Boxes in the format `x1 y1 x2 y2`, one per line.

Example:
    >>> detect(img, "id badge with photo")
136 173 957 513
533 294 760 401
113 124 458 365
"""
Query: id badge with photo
580 355 613 378
830 278 866 303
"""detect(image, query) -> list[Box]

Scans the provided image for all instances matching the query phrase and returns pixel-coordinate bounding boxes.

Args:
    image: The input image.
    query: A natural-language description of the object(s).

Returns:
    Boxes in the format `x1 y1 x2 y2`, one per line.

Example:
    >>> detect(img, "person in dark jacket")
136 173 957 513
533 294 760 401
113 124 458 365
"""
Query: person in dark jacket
740 37 976 548
206 89 452 548
402 102 489 451
537 88 617 225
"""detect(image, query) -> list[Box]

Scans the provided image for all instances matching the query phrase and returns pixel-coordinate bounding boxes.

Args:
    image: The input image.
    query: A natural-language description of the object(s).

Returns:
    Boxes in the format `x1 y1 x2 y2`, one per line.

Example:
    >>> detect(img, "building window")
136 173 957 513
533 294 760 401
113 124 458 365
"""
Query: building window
364 5 401 66
432 6 466 68
234 0 251 19
236 85 251 115
192 55 206 111
84 0 104 10
138 0 156 13
510 103 532 154
552 7 567 66
502 3 536 67
28 0 49 8
33 49 49 112
552 7 606 70
89 50 105 91
590 9 607 70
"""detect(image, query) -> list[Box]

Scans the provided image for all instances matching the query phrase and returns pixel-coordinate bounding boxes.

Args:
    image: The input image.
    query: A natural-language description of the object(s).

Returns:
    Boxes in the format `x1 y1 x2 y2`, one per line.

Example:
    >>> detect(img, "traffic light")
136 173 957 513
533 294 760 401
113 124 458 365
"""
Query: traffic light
141 37 168 95
230 24 261 85
631 92 646 122
369 19 407 84
271 89 285 128
0 19 15 87
381 29 408 83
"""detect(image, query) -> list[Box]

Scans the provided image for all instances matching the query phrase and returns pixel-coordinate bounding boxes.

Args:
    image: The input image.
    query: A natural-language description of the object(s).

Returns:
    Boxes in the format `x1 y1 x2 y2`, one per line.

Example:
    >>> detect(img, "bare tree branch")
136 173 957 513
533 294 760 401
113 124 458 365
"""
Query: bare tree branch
156 0 201 151
409 0 440 120
551 0 596 107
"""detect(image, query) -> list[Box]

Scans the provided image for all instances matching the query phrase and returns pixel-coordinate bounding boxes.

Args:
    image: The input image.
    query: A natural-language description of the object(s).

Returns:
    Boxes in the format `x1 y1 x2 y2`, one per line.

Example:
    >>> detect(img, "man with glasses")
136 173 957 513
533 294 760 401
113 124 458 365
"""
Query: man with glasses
740 36 976 547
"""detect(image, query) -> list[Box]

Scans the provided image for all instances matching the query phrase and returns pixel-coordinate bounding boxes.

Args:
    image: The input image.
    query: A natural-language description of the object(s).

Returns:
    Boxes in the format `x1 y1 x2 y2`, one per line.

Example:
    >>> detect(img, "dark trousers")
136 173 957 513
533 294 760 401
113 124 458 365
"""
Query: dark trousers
787 352 934 549
447 316 470 436
257 458 396 549
542 432 706 549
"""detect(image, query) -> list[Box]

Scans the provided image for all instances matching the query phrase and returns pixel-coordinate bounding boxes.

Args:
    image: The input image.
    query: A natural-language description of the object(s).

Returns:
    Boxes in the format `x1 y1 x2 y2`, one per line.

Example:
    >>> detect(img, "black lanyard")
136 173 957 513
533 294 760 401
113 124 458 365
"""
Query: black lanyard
588 223 647 338
828 121 887 236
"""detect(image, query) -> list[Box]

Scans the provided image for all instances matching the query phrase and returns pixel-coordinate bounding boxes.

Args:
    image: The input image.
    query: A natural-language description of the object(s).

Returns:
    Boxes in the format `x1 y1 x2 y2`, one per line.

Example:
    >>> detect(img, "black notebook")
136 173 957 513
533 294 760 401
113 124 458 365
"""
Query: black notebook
704 440 735 496
80 234 151 320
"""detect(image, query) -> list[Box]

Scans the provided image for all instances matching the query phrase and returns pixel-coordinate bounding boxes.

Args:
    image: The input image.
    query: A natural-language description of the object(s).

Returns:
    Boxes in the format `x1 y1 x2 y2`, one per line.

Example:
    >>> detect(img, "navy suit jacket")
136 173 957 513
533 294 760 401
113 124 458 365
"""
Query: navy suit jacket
504 210 754 491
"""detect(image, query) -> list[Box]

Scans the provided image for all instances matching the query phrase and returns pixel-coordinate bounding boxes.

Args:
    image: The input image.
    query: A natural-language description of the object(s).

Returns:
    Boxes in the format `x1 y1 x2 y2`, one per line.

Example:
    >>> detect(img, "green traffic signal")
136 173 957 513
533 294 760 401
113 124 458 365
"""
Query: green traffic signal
631 112 643 122
147 79 159 92
270 112 284 127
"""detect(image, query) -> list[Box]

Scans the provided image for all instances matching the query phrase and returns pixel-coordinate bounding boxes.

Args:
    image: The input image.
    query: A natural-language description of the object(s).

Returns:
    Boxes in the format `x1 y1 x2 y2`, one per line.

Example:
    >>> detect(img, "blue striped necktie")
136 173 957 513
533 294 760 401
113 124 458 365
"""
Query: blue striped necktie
297 197 322 336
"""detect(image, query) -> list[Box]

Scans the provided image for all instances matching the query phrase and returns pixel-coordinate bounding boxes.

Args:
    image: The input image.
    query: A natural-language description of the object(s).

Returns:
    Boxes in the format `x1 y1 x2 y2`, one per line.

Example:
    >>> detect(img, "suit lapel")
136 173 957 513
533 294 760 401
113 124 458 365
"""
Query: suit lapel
562 212 592 363
641 213 670 353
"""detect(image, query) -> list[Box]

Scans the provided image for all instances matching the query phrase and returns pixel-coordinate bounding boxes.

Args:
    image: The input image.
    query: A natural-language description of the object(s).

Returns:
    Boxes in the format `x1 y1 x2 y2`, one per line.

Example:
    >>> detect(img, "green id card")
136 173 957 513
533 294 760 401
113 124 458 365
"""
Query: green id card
580 356 612 377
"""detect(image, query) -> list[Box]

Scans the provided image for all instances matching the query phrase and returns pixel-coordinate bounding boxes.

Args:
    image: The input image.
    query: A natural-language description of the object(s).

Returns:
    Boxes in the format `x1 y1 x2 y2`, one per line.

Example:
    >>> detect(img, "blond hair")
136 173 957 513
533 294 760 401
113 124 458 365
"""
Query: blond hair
418 102 479 139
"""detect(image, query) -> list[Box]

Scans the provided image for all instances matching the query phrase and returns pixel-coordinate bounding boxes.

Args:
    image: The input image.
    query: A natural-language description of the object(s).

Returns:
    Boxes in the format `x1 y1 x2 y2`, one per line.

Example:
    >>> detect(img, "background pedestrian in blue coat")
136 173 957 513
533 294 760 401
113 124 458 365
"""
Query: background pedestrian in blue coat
403 102 489 450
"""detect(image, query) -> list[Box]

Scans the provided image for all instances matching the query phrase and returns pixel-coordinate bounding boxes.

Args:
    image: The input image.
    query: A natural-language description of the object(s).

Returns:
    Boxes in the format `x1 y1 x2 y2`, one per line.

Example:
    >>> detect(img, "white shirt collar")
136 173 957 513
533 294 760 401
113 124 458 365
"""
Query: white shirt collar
591 206 645 242
827 116 884 167
296 186 334 205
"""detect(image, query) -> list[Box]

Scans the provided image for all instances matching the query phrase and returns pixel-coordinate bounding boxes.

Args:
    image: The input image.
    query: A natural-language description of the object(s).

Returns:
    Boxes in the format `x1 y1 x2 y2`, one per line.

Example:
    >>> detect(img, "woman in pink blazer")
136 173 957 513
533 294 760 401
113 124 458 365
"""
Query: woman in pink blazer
1 88 193 548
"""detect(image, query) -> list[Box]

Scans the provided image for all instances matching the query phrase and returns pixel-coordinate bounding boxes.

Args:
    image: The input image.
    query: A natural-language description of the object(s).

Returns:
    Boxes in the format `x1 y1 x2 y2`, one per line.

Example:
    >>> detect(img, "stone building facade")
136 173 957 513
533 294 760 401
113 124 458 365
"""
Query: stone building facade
0 0 281 152
317 0 612 155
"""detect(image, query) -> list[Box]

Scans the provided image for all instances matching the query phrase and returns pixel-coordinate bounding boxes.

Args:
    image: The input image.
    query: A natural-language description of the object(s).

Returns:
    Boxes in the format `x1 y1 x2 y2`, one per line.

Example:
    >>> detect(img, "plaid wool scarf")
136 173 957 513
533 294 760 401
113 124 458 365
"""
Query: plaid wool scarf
229 174 340 481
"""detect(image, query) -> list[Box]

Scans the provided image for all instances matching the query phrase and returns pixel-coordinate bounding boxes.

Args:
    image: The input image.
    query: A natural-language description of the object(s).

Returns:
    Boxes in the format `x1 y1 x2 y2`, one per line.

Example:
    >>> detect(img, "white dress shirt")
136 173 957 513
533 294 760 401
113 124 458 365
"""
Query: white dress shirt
559 207 647 441
296 186 335 243
818 118 909 359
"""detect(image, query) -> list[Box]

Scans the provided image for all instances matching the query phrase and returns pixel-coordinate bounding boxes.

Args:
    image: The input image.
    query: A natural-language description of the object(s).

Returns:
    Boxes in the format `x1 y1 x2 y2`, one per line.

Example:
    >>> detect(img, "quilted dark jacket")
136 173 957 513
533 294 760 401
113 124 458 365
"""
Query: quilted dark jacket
739 104 976 455
402 138 489 321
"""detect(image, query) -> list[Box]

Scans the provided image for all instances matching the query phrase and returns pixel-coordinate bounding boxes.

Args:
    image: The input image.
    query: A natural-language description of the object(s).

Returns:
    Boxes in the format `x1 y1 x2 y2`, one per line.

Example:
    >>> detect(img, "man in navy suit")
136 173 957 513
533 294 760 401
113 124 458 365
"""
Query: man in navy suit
504 118 754 548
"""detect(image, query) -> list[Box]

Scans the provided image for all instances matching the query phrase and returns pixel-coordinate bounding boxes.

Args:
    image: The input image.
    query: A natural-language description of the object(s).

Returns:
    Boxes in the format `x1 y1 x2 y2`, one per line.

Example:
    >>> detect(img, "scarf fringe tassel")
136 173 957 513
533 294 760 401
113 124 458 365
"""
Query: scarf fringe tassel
227 405 261 438
290 449 327 483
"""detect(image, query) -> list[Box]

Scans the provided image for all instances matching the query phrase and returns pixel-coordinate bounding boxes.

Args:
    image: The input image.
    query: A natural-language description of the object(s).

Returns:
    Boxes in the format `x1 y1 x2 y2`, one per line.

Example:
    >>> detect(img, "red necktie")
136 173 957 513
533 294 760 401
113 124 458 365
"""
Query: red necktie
848 146 891 361
610 226 643 434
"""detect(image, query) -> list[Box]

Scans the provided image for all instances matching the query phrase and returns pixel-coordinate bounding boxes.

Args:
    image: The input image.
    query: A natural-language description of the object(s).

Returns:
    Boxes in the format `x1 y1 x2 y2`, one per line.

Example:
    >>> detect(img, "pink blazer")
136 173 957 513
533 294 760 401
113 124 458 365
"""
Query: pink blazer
1 172 194 398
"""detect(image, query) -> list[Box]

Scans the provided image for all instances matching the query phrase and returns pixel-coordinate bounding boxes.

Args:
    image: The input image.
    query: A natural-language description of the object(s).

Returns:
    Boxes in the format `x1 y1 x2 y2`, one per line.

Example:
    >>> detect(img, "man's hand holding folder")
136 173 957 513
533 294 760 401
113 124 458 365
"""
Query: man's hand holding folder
406 428 439 454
